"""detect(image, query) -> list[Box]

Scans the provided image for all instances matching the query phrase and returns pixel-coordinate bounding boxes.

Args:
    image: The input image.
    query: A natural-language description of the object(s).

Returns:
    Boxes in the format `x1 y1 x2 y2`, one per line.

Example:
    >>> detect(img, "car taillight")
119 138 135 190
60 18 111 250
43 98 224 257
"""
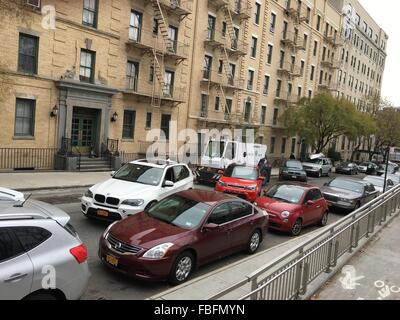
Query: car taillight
70 244 87 264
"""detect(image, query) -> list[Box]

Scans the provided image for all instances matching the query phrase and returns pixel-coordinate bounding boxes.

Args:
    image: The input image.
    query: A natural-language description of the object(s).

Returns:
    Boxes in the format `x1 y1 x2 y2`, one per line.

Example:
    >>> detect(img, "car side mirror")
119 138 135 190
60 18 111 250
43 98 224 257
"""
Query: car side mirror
258 176 265 181
203 223 219 232
110 171 116 177
163 180 174 188
307 200 315 206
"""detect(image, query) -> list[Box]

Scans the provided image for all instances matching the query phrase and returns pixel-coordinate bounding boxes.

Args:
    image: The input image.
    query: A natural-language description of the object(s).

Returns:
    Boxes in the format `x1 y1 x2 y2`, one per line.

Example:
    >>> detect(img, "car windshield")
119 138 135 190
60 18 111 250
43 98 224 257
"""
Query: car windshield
364 177 384 188
113 163 164 186
146 195 210 230
308 158 323 165
285 161 303 169
224 166 258 180
328 179 363 193
265 184 305 204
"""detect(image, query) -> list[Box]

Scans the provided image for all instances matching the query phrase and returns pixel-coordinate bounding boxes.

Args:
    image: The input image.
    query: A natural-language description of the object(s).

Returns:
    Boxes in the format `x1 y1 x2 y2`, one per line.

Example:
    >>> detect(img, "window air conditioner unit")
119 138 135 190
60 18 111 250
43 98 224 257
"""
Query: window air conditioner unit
26 0 41 9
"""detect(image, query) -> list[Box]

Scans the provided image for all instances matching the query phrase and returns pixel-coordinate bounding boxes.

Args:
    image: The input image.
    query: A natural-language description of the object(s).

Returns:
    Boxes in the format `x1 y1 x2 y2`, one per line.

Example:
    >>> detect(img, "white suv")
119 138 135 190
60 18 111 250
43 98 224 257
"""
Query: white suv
81 159 194 221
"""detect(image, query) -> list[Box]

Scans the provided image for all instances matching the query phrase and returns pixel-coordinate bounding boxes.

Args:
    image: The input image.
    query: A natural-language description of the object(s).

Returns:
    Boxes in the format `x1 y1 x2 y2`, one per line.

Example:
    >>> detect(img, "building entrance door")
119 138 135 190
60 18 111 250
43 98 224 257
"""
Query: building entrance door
71 107 99 155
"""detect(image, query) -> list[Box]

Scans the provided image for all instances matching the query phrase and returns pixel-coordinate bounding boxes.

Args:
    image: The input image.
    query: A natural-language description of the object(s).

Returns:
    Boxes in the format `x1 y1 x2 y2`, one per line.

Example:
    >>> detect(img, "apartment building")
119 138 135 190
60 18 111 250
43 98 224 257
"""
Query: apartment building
328 0 388 161
0 0 387 170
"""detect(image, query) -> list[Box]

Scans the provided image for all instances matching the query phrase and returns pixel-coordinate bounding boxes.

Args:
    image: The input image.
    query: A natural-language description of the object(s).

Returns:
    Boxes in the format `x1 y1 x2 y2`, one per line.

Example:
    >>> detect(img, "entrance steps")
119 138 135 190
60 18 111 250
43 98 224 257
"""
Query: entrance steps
79 157 111 172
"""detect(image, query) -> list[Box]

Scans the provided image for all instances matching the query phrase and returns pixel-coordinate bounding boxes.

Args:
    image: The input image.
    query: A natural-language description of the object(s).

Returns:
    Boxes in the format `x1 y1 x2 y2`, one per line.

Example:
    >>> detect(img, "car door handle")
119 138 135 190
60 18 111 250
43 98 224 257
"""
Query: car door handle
316 205 321 208
4 273 28 283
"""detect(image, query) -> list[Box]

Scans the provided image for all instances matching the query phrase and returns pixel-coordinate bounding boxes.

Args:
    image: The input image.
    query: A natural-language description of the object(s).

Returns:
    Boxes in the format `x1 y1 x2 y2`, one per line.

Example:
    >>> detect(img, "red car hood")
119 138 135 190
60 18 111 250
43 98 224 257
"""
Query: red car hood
220 176 258 187
255 197 301 215
109 212 189 249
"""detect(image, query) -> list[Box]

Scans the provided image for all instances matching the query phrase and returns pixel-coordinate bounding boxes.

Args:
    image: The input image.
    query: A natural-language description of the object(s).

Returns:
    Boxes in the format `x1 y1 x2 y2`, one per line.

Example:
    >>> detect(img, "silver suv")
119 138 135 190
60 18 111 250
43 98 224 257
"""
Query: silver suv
302 154 333 178
0 195 90 300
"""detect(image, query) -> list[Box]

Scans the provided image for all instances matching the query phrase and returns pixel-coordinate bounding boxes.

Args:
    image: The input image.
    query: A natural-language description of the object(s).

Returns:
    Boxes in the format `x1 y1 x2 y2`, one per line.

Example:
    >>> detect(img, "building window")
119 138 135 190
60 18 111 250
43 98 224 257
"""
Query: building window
276 80 282 97
250 36 258 58
200 94 209 117
82 0 98 28
129 10 143 41
308 90 313 99
300 60 305 76
207 15 216 40
14 98 35 137
313 40 318 56
316 15 321 31
146 112 152 129
225 98 232 115
215 96 220 111
247 70 254 90
281 138 287 154
254 2 261 24
291 138 296 154
126 61 139 91
149 66 154 82
161 114 171 140
273 108 278 125
122 110 136 139
270 137 276 154
153 18 159 35
203 55 213 79
79 49 95 83
310 65 315 81
303 34 308 48
18 33 39 74
244 102 251 122
261 105 266 124
270 13 276 33
218 60 223 74
222 21 227 36
267 44 273 64
263 75 270 95
164 70 174 96
297 86 302 99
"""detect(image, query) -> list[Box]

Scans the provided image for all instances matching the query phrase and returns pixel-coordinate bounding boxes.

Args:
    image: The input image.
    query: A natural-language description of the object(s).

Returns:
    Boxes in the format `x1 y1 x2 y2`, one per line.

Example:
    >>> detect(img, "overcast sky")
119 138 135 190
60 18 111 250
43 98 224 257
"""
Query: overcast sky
359 0 400 106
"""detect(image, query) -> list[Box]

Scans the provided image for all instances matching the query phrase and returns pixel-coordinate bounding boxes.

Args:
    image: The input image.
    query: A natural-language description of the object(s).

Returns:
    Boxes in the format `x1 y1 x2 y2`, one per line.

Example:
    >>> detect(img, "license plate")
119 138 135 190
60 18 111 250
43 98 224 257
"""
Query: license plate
97 210 109 217
106 255 118 267
292 176 297 179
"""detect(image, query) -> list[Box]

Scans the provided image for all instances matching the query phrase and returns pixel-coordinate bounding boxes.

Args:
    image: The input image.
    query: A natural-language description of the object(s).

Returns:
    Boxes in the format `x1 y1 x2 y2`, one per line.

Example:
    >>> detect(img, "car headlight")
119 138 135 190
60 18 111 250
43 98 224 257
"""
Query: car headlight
245 185 257 191
143 243 174 259
103 221 118 238
84 189 93 198
281 211 290 218
121 199 145 207
340 198 354 203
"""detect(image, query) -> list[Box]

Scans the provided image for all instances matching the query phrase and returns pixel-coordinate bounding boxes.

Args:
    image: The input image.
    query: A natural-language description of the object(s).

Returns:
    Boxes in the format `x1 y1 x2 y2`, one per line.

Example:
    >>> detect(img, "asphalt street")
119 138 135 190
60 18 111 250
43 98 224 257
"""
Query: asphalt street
32 172 366 300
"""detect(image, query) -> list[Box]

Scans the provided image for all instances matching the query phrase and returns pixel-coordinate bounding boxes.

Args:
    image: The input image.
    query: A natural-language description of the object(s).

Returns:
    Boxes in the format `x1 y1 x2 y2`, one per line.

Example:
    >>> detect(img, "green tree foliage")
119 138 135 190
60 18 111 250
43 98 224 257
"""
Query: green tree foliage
280 92 372 154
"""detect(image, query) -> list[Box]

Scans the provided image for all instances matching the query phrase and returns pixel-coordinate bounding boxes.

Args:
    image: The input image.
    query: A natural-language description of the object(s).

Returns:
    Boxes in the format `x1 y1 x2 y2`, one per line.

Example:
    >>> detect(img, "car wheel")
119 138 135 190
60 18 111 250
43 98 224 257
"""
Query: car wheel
326 170 331 177
319 211 329 226
169 251 194 286
247 230 261 254
354 202 361 211
318 170 322 178
291 219 303 236
24 292 59 300
145 201 157 211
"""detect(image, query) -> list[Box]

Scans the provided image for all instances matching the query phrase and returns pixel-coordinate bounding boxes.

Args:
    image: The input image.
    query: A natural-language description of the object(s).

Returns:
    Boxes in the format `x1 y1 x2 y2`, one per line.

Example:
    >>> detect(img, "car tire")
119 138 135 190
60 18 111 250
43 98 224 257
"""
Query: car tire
291 219 303 236
354 202 361 211
319 211 329 226
24 292 59 300
169 251 195 286
145 201 157 211
318 170 322 178
247 230 261 254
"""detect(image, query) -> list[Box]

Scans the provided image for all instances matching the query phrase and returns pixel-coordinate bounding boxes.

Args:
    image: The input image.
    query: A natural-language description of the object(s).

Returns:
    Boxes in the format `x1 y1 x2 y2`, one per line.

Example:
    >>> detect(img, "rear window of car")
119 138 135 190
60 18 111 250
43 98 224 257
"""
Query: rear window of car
12 227 52 252
224 166 258 180
285 161 303 169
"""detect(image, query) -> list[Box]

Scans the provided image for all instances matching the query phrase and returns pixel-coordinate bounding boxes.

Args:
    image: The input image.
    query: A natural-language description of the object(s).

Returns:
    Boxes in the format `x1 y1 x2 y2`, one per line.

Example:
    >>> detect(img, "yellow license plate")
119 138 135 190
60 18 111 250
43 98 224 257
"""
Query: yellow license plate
106 255 118 267
97 210 109 217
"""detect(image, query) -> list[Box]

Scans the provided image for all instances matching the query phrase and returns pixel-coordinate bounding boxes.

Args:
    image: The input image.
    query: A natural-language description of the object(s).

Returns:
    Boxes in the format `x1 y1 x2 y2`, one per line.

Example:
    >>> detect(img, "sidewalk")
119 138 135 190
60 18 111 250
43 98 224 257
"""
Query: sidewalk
0 171 112 191
0 169 280 191
312 214 400 300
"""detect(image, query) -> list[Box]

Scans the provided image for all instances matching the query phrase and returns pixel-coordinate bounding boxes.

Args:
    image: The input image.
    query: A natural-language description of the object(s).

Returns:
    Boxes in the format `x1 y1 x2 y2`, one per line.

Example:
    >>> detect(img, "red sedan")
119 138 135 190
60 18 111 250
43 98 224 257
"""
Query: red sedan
215 164 264 202
99 190 268 285
255 183 328 236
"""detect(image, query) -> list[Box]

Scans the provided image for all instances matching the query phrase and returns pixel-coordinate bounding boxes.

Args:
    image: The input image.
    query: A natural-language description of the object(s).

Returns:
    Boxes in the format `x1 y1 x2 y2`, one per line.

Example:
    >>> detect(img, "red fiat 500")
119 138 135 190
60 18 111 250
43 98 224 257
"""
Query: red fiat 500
215 164 264 202
255 183 329 236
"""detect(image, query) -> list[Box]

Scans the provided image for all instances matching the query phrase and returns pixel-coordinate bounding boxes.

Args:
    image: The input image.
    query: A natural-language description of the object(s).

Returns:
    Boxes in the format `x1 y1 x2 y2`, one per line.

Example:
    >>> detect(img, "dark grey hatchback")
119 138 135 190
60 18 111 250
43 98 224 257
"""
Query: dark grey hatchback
279 160 307 182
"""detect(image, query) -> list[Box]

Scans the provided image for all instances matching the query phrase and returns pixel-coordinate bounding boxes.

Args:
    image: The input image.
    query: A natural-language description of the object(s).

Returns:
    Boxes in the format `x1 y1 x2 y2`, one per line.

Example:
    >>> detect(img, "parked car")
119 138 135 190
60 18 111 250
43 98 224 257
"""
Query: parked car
335 162 359 175
320 177 379 211
278 160 307 182
357 162 378 175
214 164 264 202
376 163 399 176
302 153 332 177
99 190 268 285
363 176 395 193
0 196 89 300
387 174 400 185
81 159 194 221
255 183 328 236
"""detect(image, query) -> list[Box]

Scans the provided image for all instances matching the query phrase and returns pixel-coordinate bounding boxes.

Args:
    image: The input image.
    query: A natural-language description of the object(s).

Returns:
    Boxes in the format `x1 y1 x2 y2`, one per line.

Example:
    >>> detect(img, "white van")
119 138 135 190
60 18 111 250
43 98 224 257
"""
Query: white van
195 140 267 184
